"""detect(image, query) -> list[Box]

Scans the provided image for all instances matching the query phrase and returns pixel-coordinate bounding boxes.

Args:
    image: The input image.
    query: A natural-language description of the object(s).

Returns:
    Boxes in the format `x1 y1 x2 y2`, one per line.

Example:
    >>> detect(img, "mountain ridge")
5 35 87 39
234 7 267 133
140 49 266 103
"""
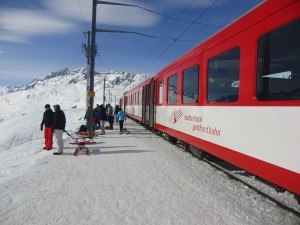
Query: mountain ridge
0 67 151 96
0 67 151 120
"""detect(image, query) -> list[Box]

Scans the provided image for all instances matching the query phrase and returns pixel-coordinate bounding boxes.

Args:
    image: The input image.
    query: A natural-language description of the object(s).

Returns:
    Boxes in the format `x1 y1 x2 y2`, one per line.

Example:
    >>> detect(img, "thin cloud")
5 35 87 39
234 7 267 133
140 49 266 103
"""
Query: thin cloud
0 69 25 78
0 7 75 44
0 34 30 44
157 0 221 7
44 0 160 27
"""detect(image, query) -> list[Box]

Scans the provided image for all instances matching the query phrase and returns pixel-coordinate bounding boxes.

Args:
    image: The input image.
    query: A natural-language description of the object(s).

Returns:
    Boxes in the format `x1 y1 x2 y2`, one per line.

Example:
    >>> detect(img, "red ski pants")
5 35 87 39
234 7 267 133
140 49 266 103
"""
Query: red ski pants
44 127 53 149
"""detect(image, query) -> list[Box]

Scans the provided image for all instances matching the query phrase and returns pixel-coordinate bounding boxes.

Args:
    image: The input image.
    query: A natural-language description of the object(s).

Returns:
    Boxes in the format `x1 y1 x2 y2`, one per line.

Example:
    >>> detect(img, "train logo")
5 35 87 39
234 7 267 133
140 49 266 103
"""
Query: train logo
170 108 183 124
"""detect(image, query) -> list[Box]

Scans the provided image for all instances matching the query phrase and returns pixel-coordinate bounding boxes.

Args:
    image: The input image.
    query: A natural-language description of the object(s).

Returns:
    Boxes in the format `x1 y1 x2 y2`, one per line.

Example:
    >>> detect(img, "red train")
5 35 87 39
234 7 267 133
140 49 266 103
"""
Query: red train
120 0 300 202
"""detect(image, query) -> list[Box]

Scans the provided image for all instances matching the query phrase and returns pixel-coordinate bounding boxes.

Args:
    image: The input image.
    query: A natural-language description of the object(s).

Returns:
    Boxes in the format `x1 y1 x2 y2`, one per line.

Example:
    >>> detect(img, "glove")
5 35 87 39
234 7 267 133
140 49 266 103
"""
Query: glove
40 124 43 131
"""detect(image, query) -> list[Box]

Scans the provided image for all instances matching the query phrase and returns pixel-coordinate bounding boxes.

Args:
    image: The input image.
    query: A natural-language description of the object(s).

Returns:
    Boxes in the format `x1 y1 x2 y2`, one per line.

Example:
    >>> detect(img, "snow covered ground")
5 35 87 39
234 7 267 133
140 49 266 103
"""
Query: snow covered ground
1 113 299 225
0 68 299 224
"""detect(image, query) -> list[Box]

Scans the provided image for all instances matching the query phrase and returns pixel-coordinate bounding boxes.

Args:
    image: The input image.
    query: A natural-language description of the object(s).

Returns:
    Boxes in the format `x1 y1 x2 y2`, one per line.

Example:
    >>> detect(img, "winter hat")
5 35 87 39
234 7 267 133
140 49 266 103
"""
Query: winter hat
45 104 50 109
53 105 61 111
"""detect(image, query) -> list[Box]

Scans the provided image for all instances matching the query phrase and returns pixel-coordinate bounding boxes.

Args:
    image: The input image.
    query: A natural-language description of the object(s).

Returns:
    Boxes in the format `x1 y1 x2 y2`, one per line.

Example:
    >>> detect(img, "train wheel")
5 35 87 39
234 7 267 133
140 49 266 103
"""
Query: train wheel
182 142 190 151
274 185 285 193
206 153 220 162
167 135 177 144
198 149 207 159
295 195 300 205
189 145 206 159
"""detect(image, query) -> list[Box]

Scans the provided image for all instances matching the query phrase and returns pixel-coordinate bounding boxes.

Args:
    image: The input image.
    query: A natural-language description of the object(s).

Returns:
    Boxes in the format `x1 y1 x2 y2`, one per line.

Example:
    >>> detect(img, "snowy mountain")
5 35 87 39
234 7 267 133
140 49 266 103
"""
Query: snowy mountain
1 67 150 96
0 67 151 151
0 67 151 114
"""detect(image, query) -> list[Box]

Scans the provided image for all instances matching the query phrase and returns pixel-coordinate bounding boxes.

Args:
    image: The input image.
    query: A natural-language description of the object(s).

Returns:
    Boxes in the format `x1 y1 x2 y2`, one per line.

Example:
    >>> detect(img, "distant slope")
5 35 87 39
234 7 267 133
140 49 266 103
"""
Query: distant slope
0 67 151 151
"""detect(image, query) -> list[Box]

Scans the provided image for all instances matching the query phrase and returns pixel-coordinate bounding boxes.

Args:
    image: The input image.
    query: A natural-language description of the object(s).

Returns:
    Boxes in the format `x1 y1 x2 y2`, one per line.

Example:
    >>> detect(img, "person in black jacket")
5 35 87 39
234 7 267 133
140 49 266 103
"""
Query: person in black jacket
99 104 107 135
52 105 66 155
114 105 120 124
107 103 114 130
40 104 54 150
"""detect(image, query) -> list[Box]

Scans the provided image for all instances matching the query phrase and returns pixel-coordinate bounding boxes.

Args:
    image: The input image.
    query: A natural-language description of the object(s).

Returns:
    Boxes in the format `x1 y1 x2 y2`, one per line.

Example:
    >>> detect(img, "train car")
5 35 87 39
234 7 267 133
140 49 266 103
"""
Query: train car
123 0 300 201
124 77 154 126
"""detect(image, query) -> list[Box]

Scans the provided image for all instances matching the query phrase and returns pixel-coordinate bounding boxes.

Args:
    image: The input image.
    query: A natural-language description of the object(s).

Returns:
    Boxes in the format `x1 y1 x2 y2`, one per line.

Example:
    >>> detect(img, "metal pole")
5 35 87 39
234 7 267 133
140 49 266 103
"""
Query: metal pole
86 31 91 112
88 0 97 137
103 77 106 105
86 0 155 137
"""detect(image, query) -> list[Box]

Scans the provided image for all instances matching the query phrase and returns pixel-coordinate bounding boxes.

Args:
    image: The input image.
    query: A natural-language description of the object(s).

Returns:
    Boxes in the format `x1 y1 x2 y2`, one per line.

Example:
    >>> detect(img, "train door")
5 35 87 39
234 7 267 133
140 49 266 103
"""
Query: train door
142 86 147 124
149 80 155 128
123 95 128 113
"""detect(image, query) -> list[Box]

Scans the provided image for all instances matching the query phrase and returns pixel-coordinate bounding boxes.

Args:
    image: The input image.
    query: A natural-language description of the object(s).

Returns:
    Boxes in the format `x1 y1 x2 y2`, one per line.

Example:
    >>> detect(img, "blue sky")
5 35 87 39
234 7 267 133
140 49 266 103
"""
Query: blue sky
0 0 263 86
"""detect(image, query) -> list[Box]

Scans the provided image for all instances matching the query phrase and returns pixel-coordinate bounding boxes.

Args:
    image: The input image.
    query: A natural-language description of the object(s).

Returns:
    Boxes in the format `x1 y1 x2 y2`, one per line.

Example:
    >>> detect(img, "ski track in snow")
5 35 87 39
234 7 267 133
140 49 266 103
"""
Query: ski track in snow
0 118 299 225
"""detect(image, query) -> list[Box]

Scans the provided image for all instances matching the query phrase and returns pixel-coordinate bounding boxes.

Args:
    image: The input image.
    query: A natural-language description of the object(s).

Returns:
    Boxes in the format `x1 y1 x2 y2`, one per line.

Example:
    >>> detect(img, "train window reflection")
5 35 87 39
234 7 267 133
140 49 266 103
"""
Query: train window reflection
168 74 178 104
208 47 240 102
183 65 199 103
257 19 300 101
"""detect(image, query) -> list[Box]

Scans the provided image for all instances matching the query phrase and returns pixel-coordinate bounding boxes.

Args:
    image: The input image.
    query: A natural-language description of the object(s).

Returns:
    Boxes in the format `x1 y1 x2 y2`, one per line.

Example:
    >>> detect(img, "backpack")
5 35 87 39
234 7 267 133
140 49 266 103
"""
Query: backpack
79 125 87 132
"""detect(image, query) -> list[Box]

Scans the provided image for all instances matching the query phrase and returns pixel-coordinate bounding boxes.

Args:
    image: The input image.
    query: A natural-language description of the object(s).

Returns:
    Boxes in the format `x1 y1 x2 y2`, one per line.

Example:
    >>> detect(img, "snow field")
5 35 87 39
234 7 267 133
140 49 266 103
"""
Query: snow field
0 116 299 225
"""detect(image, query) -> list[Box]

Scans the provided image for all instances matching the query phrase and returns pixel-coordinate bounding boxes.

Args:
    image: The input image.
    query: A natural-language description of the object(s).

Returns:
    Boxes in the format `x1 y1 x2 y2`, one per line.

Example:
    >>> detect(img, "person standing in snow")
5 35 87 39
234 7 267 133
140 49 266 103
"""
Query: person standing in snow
107 103 114 130
40 104 54 150
114 105 120 124
99 104 107 135
116 108 126 133
52 105 66 155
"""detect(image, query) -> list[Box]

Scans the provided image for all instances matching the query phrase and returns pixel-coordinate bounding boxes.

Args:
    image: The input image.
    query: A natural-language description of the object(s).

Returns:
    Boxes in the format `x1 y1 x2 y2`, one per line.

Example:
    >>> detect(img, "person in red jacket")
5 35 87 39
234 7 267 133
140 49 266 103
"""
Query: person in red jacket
40 104 54 150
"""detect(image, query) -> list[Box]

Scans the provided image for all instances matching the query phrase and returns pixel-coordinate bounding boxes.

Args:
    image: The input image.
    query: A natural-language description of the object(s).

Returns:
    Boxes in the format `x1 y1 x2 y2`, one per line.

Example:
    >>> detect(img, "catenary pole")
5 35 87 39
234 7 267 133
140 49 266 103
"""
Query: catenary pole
87 0 97 137
85 31 91 112
103 77 106 105
87 0 158 137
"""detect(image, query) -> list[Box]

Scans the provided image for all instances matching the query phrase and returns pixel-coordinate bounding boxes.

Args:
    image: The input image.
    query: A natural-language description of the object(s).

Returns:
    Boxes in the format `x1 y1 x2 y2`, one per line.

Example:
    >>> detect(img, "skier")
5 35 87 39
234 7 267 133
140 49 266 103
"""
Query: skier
40 104 54 150
52 105 66 155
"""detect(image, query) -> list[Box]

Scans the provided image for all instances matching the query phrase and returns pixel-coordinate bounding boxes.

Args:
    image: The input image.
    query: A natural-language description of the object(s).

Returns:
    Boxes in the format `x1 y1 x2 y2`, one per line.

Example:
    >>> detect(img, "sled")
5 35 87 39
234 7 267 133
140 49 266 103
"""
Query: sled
65 131 94 156
75 131 96 138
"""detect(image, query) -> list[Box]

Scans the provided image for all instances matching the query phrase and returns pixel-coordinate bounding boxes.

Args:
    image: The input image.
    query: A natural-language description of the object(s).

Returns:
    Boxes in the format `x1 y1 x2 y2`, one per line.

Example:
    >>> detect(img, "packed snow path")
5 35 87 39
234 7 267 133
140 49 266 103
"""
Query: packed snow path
0 119 299 225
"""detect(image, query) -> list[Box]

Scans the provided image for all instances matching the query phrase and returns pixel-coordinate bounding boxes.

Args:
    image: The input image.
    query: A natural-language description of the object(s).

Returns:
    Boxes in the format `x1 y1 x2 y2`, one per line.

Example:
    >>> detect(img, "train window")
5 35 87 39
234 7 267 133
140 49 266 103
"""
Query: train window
158 80 163 104
208 47 240 102
257 19 300 101
168 74 178 104
183 65 199 103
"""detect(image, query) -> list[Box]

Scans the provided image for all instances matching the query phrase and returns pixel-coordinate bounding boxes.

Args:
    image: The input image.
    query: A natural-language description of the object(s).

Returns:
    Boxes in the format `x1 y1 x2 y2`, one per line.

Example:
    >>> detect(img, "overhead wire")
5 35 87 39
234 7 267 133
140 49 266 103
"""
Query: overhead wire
98 0 222 28
77 0 85 25
142 0 219 72
90 0 222 73
77 0 90 59
96 28 199 43
134 0 196 74
135 3 222 28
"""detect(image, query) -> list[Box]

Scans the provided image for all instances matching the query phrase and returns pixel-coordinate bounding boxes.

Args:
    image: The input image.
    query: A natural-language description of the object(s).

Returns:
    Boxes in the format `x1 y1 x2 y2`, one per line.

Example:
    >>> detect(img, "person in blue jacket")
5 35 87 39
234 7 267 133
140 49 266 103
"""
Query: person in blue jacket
116 108 126 133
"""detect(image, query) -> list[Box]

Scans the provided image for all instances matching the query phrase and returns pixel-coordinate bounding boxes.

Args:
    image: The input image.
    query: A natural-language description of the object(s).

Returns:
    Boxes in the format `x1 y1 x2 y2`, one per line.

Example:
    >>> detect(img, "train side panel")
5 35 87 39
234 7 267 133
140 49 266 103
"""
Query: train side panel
153 0 300 195
155 105 300 194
